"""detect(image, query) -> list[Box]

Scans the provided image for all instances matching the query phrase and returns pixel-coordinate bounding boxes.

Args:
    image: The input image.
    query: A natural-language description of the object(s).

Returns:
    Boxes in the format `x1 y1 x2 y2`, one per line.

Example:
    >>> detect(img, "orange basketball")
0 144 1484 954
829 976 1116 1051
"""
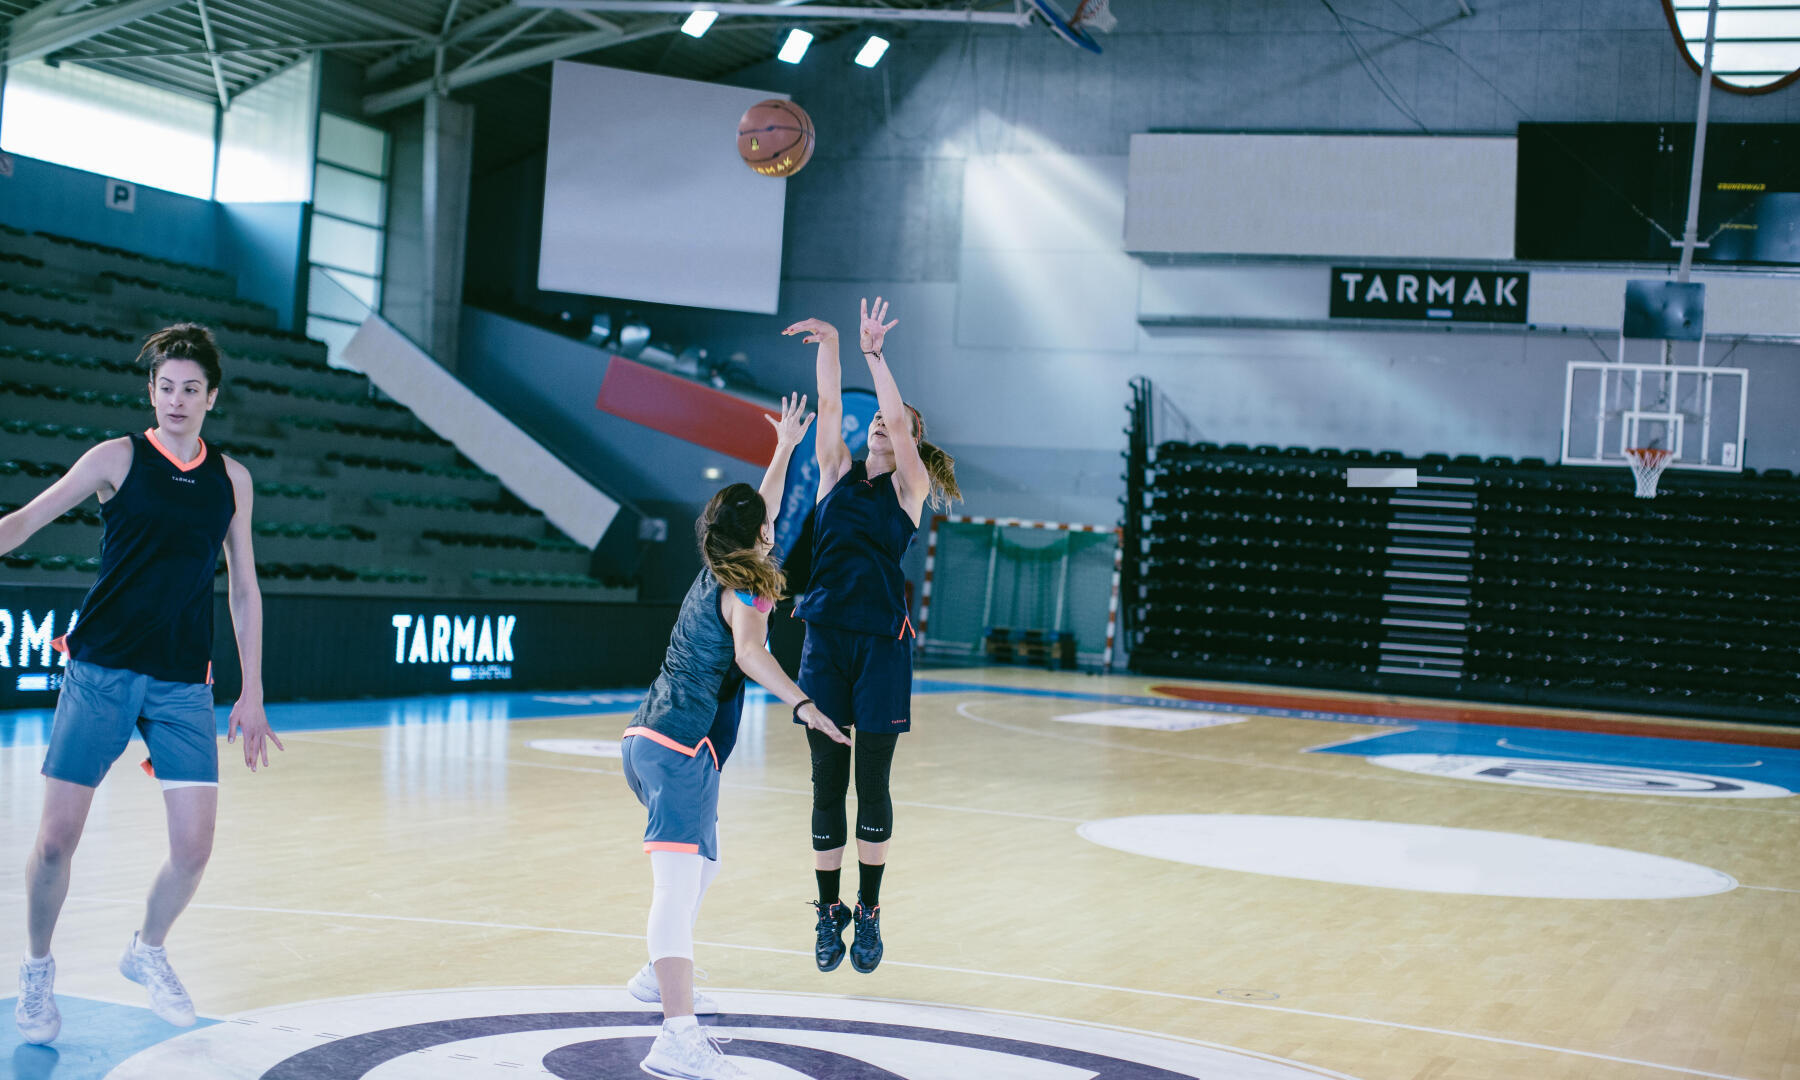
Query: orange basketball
737 99 814 178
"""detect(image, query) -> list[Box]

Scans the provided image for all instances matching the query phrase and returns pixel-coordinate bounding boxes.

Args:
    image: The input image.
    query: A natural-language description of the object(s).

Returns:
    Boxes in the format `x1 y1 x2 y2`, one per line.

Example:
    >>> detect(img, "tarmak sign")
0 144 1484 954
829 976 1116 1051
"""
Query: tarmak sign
1331 267 1529 323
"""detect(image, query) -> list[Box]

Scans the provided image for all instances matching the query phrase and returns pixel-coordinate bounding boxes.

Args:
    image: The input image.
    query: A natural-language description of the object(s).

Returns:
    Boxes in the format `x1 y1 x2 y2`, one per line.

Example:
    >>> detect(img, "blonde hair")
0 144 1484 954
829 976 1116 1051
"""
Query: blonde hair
904 404 962 511
697 483 786 601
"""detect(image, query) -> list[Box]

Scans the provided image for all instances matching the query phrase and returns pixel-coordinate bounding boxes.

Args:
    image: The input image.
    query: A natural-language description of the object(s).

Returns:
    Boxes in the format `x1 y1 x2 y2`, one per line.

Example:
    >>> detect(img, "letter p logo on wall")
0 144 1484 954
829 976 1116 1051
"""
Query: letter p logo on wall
105 179 136 213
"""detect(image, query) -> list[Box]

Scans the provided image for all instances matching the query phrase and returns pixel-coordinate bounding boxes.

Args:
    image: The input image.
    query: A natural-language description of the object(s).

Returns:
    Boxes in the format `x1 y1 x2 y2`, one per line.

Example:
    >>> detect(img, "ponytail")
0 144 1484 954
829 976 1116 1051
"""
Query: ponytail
903 403 961 511
697 483 786 602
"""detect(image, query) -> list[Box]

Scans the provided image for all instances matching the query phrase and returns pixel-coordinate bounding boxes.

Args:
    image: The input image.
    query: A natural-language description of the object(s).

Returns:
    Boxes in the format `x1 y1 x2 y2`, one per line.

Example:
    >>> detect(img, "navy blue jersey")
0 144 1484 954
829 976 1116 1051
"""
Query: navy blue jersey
635 567 768 763
794 460 917 638
65 432 236 685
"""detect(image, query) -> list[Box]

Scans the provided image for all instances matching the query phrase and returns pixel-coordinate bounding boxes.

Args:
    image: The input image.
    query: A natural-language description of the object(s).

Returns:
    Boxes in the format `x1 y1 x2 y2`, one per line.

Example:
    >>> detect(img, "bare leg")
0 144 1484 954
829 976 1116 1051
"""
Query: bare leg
857 839 888 867
140 786 217 947
25 779 97 958
813 846 844 872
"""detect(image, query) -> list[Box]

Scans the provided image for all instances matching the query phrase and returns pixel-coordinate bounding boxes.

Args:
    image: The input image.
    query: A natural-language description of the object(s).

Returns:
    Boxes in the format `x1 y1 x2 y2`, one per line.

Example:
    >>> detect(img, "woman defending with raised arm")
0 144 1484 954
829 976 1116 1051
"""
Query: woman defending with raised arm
620 393 850 1080
782 299 960 976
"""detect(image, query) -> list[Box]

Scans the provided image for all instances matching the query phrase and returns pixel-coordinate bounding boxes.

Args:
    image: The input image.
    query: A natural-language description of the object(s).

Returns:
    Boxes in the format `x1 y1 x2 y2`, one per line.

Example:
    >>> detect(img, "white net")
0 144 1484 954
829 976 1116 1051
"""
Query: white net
921 520 1121 668
1625 447 1673 498
1072 0 1118 32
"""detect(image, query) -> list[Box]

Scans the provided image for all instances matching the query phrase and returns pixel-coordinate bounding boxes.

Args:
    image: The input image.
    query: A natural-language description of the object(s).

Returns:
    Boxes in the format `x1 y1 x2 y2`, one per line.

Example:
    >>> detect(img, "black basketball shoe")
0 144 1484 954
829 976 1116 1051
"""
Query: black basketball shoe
849 902 884 974
811 900 852 972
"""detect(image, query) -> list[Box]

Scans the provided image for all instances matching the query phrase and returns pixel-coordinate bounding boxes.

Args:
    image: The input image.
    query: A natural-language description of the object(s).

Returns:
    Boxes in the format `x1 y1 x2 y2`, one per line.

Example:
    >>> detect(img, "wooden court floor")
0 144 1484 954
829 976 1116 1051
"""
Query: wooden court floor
1 668 1795 1079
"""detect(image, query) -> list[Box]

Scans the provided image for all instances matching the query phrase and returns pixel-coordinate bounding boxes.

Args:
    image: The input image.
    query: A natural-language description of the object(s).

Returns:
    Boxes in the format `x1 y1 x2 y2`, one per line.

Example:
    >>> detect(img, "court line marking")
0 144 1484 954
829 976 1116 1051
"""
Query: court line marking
1740 884 1800 894
955 701 1800 817
1493 738 1764 769
280 733 1088 825
0 892 1759 1080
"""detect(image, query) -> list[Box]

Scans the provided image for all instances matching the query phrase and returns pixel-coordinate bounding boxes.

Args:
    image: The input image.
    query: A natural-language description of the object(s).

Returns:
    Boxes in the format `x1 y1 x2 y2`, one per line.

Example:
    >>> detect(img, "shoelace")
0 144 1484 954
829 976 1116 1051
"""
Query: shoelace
136 952 188 999
18 966 52 1011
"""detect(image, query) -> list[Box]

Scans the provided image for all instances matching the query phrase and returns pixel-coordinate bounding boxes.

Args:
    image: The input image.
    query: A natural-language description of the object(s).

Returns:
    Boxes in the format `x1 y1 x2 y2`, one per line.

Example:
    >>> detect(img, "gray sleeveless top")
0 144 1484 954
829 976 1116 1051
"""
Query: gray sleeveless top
633 567 745 747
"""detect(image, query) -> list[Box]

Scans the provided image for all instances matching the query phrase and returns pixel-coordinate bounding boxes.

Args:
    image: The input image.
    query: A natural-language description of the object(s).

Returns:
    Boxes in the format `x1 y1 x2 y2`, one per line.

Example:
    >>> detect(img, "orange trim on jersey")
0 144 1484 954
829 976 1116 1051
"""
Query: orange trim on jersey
144 429 207 472
899 615 914 640
205 661 213 686
51 634 69 656
643 841 701 854
140 758 156 779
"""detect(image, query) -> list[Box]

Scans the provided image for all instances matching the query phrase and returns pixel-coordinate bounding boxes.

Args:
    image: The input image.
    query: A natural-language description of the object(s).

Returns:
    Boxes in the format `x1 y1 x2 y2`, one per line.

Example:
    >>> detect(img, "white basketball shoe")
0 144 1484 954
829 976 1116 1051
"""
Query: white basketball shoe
119 932 196 1026
15 955 60 1044
627 961 719 1014
639 1019 748 1080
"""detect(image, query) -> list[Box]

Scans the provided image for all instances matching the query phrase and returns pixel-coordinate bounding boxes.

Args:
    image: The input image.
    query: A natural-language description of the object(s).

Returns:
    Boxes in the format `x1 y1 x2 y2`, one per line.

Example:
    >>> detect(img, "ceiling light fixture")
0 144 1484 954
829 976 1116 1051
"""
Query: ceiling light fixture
681 9 717 38
854 35 890 68
778 28 814 63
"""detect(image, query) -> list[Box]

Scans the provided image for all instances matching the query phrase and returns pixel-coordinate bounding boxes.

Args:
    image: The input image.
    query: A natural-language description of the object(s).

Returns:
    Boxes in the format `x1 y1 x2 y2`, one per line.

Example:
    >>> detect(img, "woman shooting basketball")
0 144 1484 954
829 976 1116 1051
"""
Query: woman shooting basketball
621 394 850 1080
782 298 960 976
3 324 282 1043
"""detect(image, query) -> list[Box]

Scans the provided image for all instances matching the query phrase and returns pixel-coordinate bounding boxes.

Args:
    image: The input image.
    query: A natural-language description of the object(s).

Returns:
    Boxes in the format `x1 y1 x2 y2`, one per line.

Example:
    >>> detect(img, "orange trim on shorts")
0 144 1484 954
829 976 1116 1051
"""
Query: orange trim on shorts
899 615 914 640
643 841 701 854
623 727 721 770
51 634 69 656
140 758 156 779
144 428 207 472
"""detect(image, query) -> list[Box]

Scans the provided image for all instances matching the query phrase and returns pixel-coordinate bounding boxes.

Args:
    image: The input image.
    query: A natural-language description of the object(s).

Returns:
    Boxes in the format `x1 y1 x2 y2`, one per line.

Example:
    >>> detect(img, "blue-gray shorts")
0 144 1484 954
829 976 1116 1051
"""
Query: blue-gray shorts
621 726 720 861
43 659 218 788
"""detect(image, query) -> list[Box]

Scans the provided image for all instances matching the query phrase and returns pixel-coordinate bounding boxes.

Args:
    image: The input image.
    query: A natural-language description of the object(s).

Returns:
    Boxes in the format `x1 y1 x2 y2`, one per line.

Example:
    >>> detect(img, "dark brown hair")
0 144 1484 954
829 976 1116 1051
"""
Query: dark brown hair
140 322 223 390
903 403 962 511
697 483 785 601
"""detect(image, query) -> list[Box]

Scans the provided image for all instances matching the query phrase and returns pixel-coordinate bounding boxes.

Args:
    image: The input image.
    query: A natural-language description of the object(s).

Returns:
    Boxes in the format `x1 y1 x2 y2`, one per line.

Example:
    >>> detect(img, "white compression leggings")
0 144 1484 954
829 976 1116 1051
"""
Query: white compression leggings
647 849 721 962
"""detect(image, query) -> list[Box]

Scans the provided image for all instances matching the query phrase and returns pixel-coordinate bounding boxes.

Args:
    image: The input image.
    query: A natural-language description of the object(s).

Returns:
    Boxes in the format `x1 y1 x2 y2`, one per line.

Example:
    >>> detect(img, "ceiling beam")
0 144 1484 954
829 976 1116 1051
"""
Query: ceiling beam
303 0 435 40
364 3 525 82
4 0 191 67
513 0 1029 24
195 0 230 107
364 21 673 115
66 37 414 61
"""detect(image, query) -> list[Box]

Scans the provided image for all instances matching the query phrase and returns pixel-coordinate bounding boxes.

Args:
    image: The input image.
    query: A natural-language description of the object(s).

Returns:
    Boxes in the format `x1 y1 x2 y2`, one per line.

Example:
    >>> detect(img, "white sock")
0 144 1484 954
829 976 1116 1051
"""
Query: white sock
23 953 51 968
663 1014 699 1033
135 935 165 955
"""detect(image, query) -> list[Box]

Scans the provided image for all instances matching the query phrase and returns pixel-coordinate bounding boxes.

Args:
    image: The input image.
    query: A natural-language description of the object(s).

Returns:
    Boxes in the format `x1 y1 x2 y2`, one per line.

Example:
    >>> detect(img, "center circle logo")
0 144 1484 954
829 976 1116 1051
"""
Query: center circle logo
104 988 1354 1079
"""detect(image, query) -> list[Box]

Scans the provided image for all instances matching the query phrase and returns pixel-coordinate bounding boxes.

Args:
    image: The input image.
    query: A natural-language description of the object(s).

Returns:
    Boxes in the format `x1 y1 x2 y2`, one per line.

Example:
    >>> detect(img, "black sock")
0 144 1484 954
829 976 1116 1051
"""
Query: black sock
858 862 885 910
816 868 841 909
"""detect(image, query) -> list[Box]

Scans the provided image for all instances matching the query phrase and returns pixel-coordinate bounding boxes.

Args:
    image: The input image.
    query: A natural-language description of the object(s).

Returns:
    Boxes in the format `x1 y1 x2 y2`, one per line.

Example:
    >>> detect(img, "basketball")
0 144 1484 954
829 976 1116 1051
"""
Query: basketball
736 98 814 178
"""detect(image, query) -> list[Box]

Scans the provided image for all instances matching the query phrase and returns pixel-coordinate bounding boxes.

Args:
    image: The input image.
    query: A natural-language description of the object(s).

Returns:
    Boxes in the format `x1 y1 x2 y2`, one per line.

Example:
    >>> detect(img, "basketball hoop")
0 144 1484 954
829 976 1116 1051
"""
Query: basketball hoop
1071 0 1118 33
1624 447 1673 498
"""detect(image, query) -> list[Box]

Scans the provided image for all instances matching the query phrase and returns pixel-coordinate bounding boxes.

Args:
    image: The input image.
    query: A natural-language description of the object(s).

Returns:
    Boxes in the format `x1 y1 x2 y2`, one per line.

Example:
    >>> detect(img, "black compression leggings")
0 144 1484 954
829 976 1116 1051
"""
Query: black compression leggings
806 727 899 851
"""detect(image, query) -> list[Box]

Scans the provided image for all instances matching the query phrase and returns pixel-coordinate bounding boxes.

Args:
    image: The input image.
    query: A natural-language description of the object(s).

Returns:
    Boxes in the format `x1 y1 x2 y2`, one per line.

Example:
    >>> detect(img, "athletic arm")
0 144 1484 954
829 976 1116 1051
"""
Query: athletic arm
220 457 283 771
0 439 129 558
782 317 851 498
859 297 930 511
725 598 851 745
759 393 815 530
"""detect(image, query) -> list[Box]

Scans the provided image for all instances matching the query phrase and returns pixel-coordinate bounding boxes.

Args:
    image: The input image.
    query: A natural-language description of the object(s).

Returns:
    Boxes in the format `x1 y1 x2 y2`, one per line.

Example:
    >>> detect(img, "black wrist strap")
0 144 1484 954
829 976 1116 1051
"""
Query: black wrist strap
792 698 813 723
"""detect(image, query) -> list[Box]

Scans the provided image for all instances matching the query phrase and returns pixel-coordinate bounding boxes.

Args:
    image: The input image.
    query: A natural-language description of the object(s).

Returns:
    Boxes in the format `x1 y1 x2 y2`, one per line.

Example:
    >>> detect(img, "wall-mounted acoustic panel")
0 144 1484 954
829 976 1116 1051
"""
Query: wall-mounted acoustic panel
1125 134 1516 260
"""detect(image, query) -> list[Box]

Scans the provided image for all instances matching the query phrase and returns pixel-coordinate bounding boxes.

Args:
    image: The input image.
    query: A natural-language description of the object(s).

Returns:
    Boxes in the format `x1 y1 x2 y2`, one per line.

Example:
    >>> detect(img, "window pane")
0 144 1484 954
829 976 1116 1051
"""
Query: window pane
314 163 384 226
0 60 215 199
215 57 315 203
317 113 387 176
308 265 377 318
309 214 381 276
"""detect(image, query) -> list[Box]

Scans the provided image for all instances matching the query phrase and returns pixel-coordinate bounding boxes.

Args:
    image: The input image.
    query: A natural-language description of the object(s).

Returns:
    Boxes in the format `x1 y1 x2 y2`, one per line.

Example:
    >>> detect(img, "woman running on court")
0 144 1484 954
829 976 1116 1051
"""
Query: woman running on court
4 324 283 1044
783 298 960 975
623 393 850 1080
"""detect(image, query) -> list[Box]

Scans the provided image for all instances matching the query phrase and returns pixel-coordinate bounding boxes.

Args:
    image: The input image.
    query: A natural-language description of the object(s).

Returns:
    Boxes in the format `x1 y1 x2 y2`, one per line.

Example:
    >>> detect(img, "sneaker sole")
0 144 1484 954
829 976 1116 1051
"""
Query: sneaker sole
15 1019 60 1045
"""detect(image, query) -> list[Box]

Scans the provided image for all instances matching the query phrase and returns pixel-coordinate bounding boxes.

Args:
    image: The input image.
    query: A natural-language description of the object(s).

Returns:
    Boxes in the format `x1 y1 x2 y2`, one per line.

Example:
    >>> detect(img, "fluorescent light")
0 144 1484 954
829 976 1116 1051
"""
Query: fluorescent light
681 9 717 37
777 28 813 63
703 467 723 481
854 35 890 68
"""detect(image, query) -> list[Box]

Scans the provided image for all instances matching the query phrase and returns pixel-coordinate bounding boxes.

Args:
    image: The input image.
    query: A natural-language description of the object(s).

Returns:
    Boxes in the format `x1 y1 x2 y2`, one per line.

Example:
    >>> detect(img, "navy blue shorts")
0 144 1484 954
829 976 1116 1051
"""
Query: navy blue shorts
797 623 913 734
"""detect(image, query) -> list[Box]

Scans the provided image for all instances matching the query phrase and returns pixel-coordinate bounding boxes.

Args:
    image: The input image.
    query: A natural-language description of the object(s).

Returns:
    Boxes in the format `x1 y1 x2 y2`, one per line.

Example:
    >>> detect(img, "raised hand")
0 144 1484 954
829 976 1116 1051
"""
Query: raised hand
765 392 815 447
782 318 838 345
859 297 898 356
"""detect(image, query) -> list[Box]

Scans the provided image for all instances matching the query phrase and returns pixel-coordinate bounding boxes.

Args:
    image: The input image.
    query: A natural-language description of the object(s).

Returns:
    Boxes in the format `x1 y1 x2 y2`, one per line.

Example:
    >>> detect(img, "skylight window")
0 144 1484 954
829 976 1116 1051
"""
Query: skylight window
1668 0 1800 91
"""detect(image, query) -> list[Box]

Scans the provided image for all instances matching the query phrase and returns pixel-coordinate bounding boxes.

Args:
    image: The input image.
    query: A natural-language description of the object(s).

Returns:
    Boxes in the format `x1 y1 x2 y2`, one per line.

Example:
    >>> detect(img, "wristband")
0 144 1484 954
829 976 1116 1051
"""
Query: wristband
792 698 814 724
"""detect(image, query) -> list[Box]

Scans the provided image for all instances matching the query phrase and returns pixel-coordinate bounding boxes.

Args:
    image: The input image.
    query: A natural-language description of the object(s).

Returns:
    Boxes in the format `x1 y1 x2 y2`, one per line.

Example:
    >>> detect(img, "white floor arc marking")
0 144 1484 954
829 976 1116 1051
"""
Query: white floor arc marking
1493 737 1764 769
7 892 1758 1080
953 701 1800 817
